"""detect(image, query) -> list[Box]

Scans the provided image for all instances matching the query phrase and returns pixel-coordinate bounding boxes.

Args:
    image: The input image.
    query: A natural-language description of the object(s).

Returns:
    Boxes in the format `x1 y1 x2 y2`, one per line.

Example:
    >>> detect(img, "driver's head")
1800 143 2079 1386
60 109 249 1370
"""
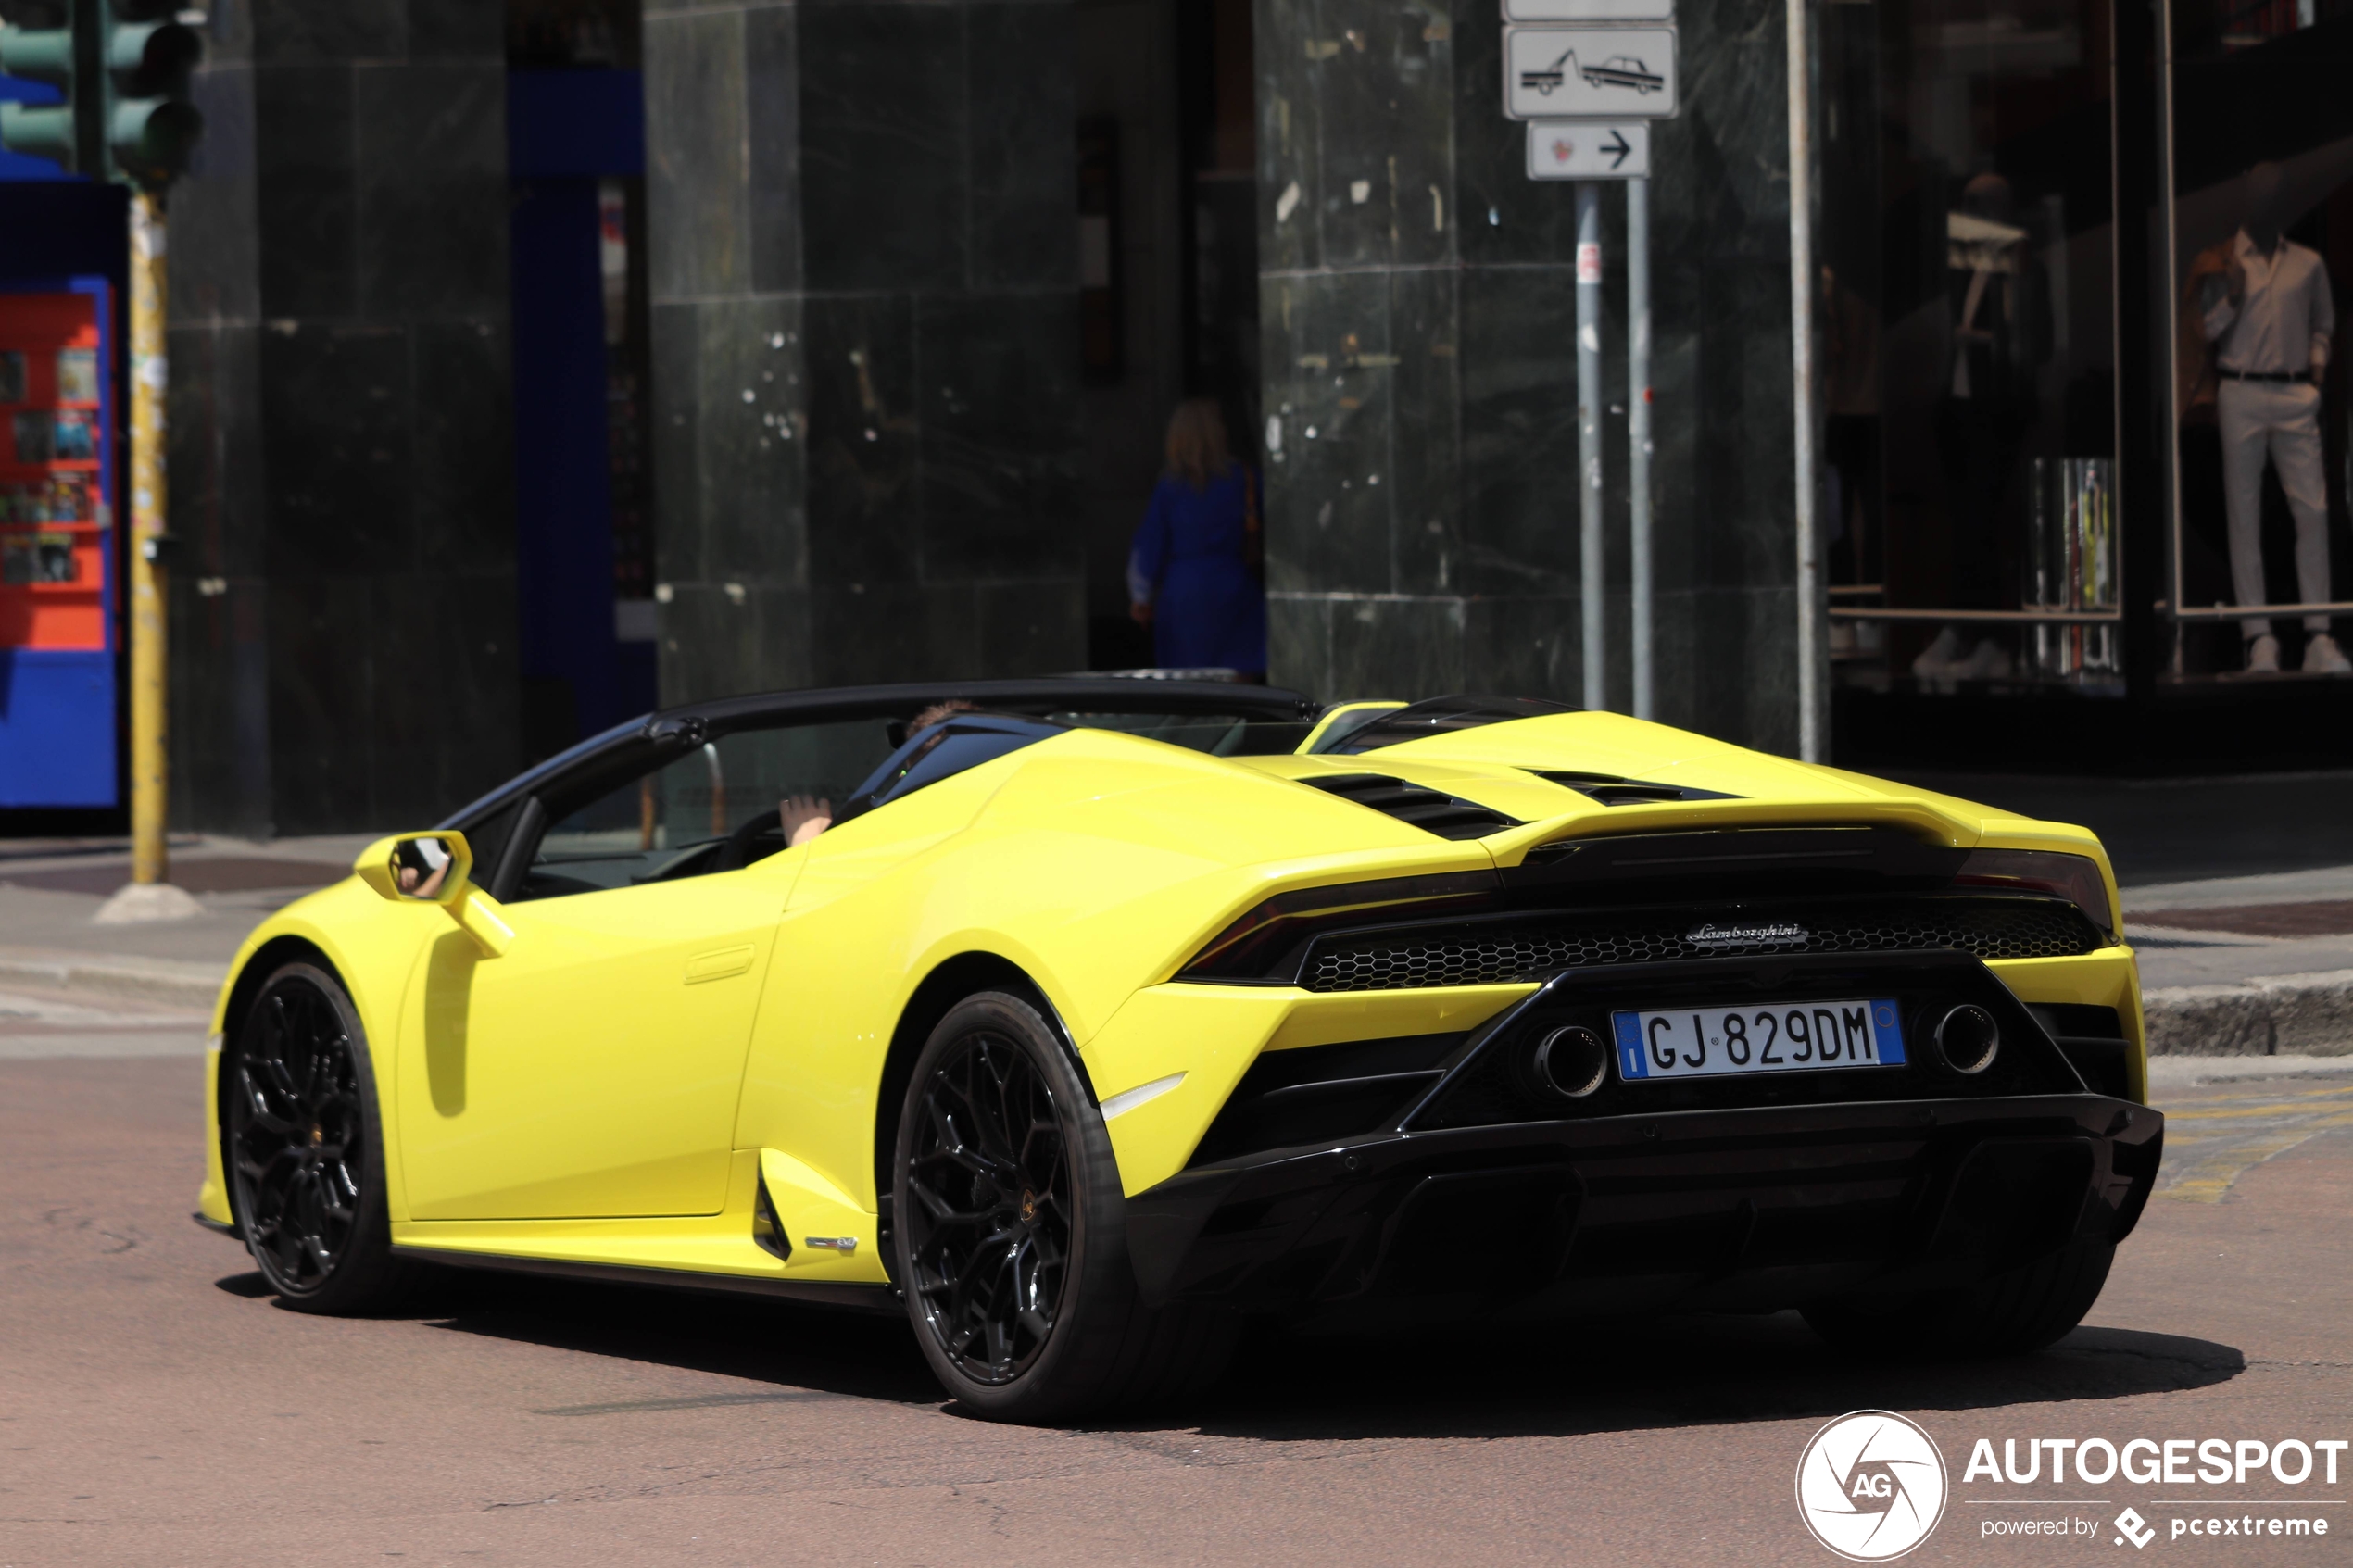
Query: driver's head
908 699 978 734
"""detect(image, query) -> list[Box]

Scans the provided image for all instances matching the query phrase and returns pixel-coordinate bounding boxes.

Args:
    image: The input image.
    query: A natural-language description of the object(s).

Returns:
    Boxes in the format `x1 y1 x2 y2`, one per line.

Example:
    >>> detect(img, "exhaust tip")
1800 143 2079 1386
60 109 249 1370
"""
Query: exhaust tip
1533 1024 1610 1098
1934 1003 2001 1075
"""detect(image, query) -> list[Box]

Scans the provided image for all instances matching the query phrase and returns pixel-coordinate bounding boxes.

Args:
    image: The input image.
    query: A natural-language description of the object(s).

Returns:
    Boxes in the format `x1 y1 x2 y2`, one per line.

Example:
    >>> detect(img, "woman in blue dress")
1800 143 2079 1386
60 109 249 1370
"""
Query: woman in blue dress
1126 399 1267 679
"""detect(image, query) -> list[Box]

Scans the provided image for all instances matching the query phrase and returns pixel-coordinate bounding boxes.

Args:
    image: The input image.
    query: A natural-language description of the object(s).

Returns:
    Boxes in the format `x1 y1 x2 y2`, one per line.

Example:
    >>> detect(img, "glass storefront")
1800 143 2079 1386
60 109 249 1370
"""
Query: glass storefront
1818 0 2124 694
2164 0 2353 677
1818 0 2353 758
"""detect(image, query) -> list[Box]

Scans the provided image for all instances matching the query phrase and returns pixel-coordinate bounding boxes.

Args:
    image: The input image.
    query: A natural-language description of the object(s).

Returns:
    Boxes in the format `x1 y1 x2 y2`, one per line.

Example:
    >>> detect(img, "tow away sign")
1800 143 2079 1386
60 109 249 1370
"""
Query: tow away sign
1504 26 1679 119
1526 120 1651 179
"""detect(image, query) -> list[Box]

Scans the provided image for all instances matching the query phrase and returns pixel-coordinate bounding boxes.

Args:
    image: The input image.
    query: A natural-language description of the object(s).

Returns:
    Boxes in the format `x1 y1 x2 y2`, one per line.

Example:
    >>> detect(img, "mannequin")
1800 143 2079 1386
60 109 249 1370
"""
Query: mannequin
2198 162 2348 674
1915 173 2048 684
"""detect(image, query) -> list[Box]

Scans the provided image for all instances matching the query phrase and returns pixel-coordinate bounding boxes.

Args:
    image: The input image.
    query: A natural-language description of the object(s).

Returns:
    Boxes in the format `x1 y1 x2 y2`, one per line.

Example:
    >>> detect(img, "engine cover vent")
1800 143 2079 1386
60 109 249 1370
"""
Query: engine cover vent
1301 772 1520 841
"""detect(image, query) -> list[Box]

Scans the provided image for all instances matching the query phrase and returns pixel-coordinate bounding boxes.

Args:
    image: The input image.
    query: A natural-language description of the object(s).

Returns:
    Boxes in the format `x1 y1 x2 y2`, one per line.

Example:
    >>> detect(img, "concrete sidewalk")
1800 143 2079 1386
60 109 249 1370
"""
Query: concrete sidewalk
5 833 2352 1060
0 834 374 1019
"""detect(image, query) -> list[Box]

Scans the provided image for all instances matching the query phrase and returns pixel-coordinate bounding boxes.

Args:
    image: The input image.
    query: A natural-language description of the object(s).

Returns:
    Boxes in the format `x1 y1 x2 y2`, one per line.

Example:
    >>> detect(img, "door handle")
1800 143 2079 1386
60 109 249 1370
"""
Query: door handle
684 945 756 985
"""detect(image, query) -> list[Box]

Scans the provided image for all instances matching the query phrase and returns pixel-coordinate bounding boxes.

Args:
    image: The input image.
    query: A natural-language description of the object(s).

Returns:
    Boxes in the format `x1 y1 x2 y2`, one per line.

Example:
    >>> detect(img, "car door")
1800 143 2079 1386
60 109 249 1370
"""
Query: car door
392 717 890 1220
394 868 792 1220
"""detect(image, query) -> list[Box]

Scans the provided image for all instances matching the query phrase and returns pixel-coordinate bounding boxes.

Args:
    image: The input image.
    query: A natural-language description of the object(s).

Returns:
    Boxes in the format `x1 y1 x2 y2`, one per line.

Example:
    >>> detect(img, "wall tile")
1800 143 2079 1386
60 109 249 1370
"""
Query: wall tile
248 0 404 67
354 63 509 320
802 293 921 587
916 291 1081 580
975 577 1085 675
968 3 1077 290
254 66 356 320
745 5 805 295
649 300 707 585
694 296 810 590
799 1 967 293
407 0 504 61
1263 270 1394 595
412 319 516 574
1327 595 1465 700
258 325 411 576
644 8 751 300
177 65 261 325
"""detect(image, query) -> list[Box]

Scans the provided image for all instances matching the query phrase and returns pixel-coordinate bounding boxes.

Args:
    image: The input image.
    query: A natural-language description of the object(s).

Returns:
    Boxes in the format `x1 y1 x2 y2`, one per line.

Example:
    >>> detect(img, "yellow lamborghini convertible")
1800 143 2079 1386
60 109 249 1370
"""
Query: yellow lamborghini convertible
195 682 2162 1420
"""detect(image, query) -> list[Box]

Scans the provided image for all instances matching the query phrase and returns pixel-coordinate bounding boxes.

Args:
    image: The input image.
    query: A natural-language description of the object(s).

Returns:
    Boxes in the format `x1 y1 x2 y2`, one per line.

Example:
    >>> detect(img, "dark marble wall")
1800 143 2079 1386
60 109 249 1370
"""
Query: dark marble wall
1257 0 1798 748
644 0 1084 707
167 0 521 834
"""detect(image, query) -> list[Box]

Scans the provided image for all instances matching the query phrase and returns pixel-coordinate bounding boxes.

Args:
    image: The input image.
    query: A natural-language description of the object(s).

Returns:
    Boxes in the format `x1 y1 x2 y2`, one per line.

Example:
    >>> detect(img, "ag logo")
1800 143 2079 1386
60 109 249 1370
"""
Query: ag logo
1795 1410 1949 1561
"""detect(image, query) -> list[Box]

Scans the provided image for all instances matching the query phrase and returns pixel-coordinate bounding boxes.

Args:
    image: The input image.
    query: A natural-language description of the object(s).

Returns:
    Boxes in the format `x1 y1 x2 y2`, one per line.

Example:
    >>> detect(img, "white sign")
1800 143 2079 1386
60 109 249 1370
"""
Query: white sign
1504 26 1679 119
1527 120 1651 179
1504 0 1675 21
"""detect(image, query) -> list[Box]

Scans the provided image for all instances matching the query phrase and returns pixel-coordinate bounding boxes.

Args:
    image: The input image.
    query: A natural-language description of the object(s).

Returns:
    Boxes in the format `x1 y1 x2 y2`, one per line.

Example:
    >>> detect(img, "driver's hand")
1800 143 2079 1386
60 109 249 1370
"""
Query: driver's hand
781 795 833 847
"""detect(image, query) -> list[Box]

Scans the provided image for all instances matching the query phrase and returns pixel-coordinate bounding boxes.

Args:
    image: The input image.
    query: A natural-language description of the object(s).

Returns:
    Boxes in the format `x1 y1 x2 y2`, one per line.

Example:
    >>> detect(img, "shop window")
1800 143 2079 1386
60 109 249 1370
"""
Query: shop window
1817 0 2121 694
2162 2 2353 678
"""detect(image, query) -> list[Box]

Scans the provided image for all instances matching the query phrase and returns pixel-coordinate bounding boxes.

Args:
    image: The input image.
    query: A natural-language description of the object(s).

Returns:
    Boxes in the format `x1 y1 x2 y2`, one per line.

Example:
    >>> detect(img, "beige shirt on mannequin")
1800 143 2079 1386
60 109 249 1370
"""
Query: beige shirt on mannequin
2203 232 2334 377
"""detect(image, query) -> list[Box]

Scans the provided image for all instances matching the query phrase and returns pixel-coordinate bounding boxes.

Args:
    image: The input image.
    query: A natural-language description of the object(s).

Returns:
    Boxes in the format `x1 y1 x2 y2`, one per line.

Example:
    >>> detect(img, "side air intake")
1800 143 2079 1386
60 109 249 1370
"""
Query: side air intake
1301 773 1520 841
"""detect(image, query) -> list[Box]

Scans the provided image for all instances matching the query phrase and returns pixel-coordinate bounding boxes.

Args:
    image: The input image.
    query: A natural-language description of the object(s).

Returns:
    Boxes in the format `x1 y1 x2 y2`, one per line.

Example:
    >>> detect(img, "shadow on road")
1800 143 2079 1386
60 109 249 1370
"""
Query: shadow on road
402 1270 948 1408
1174 1315 2246 1442
228 1264 2244 1440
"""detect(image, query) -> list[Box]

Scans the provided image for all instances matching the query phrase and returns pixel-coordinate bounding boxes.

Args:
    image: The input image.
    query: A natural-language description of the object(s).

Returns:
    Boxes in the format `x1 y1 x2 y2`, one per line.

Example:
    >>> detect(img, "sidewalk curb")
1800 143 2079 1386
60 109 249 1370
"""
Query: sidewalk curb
2145 968 2353 1058
0 950 226 1012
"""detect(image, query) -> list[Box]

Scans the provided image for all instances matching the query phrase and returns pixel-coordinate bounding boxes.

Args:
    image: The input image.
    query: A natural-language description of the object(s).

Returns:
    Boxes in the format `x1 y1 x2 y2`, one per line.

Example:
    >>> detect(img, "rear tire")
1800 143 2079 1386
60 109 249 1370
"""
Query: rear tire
892 990 1236 1422
223 961 414 1314
1804 1236 2116 1359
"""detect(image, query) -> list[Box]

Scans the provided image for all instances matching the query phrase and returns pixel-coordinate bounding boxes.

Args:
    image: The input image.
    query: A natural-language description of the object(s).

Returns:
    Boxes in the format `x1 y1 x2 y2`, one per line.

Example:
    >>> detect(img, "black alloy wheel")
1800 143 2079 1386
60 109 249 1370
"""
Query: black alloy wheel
892 992 1239 1421
901 1026 1074 1385
225 962 409 1311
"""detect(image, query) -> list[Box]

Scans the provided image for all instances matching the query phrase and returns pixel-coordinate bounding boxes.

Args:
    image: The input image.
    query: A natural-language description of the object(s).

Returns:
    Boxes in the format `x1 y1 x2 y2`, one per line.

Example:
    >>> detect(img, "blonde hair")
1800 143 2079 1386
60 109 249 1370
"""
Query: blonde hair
1164 398 1233 490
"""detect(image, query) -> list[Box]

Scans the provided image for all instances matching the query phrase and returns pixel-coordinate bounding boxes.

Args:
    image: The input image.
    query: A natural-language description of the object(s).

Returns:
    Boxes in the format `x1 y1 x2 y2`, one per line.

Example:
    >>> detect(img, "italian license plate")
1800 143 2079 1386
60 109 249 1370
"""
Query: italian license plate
1610 997 1906 1082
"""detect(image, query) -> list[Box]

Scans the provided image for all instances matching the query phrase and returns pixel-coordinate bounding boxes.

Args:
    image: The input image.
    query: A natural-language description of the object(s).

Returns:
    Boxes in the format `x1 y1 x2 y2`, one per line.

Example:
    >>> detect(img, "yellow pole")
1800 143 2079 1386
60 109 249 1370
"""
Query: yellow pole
128 189 168 886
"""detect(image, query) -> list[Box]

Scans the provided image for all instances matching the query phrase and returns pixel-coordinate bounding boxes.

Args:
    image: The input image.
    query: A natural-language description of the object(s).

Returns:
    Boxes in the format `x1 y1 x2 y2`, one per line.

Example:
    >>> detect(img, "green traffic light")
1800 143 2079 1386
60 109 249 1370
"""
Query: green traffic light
0 99 77 165
0 19 79 168
0 0 204 184
100 3 200 183
108 94 197 174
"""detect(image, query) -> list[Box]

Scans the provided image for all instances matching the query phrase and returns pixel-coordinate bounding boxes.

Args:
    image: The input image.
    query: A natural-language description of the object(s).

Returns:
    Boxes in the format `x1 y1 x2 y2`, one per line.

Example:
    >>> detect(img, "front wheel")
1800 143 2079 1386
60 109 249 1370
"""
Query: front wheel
892 991 1234 1422
223 961 413 1313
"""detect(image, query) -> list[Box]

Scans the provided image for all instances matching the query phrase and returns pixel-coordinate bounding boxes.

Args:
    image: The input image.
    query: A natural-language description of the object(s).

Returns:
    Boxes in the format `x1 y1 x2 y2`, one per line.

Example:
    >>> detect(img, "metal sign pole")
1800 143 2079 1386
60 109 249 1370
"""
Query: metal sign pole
1628 175 1654 720
128 192 170 888
1577 182 1606 710
1786 0 1824 761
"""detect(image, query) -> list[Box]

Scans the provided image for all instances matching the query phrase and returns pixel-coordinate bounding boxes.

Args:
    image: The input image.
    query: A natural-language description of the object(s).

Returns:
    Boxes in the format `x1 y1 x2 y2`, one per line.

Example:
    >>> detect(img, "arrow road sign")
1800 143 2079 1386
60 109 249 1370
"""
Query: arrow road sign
1504 26 1679 119
1505 0 1675 18
1526 120 1652 179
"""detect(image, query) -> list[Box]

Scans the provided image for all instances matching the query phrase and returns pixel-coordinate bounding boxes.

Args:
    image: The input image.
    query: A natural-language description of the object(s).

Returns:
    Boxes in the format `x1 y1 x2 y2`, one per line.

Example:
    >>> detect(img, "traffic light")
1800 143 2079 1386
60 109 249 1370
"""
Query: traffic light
101 0 198 185
0 2 90 172
0 0 198 185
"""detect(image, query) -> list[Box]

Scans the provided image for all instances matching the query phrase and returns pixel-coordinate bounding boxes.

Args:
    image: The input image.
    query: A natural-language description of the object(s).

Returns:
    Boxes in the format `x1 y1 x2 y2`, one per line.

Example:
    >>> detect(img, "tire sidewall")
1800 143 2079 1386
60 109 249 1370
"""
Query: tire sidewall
891 990 1126 1419
226 960 400 1310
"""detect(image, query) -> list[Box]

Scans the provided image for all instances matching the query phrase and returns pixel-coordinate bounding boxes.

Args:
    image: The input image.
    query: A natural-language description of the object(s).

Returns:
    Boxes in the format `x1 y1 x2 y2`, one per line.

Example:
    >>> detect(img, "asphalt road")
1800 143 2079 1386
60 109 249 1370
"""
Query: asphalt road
4 1056 2350 1567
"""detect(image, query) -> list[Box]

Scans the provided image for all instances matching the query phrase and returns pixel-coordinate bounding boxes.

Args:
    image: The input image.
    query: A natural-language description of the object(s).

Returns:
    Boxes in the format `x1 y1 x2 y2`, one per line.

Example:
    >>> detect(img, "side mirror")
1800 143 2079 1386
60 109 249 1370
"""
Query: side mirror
356 833 473 906
353 832 511 958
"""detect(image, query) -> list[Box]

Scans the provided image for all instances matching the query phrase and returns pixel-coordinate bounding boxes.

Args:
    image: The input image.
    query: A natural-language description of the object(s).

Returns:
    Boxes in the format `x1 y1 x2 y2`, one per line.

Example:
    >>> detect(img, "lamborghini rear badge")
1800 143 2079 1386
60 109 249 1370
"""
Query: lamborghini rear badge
1688 921 1808 948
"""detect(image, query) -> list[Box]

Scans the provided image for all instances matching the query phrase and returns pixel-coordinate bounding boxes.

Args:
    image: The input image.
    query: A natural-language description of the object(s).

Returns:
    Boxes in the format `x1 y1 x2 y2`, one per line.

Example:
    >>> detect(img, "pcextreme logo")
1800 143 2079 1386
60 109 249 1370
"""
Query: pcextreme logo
1797 1410 1952 1561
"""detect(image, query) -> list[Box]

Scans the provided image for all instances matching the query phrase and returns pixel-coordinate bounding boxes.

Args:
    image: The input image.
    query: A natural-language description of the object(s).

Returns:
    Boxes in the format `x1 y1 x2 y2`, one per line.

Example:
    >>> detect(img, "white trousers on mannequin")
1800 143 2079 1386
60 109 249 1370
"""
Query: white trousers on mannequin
2220 378 2332 640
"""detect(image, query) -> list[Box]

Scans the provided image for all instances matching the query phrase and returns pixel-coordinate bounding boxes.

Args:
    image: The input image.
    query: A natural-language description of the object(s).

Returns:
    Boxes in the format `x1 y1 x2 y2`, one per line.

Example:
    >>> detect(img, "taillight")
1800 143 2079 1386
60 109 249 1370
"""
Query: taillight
1954 848 2116 936
1177 870 1501 981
